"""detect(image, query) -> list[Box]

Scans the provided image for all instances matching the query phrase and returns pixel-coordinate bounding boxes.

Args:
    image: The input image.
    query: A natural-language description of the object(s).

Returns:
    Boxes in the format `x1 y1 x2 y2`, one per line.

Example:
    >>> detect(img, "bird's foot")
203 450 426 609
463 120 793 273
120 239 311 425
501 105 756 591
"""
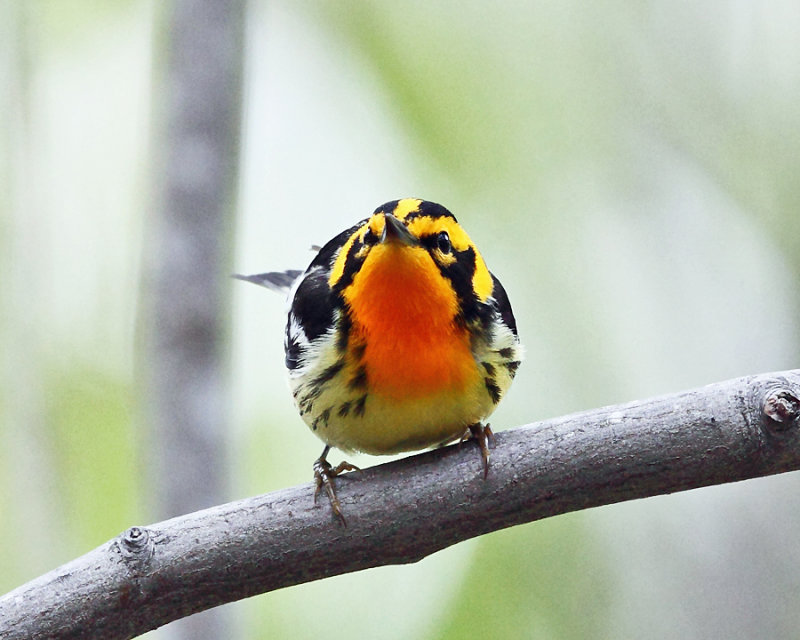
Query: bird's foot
462 422 495 479
313 447 360 526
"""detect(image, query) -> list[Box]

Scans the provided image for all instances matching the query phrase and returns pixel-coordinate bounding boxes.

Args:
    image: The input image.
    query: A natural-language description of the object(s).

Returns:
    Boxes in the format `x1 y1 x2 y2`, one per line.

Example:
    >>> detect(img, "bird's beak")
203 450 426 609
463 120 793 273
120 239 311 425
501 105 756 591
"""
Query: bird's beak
381 213 418 246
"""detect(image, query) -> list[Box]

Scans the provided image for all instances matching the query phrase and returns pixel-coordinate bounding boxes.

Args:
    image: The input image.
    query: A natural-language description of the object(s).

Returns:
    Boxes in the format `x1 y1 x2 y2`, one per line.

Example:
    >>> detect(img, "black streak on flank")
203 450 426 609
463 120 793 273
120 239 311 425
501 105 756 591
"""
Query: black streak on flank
482 362 496 376
354 395 367 417
350 341 367 361
299 384 324 405
311 407 332 431
311 361 344 389
505 361 521 377
336 312 352 352
338 401 352 417
320 407 331 427
299 399 313 416
348 366 368 390
485 377 502 404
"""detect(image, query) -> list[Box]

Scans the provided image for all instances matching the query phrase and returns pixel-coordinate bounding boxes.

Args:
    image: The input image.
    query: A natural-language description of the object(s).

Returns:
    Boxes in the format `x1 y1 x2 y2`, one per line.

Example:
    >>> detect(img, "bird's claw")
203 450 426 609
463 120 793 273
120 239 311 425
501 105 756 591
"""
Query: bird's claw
463 422 495 479
313 453 360 526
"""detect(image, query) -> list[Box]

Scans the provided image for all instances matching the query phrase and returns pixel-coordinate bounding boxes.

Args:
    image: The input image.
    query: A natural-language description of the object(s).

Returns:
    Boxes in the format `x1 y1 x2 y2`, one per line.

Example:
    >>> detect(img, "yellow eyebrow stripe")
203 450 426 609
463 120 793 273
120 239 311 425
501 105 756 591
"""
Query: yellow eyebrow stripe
328 226 363 287
472 251 493 302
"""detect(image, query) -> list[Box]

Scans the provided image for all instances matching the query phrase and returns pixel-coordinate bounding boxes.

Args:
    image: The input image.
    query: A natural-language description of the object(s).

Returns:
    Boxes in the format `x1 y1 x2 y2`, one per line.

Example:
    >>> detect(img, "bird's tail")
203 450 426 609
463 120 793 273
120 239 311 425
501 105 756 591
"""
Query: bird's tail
233 270 303 294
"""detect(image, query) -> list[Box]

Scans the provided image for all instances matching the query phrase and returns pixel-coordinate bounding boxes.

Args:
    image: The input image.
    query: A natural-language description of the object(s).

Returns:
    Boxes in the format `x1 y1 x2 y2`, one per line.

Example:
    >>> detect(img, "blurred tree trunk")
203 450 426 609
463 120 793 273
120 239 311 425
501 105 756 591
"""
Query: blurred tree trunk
142 1 245 638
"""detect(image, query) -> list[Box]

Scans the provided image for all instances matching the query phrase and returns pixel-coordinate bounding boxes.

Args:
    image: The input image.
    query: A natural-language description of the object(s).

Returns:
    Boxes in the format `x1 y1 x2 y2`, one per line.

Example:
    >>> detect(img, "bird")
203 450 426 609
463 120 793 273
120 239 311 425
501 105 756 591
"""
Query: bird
236 198 522 524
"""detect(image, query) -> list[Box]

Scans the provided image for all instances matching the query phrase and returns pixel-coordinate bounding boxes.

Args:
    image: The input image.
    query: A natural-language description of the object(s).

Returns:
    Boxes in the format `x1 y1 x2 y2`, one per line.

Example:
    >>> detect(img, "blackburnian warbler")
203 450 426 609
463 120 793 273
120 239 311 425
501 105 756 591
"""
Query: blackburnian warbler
237 198 522 523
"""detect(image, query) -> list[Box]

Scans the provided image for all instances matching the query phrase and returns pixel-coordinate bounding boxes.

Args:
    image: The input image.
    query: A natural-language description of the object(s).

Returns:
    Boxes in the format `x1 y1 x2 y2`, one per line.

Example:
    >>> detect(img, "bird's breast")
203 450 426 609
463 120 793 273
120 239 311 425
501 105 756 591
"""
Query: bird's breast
343 245 479 400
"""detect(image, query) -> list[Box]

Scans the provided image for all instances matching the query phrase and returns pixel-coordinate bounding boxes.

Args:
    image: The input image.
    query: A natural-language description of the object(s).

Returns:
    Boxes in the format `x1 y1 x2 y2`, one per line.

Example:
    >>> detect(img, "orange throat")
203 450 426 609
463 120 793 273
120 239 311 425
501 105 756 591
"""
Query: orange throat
343 245 476 400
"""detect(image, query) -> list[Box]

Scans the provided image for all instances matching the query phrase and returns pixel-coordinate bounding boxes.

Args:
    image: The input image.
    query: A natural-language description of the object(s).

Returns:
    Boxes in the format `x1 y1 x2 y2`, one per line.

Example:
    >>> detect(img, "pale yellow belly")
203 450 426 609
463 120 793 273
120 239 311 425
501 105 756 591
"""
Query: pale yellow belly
321 379 493 455
290 358 493 455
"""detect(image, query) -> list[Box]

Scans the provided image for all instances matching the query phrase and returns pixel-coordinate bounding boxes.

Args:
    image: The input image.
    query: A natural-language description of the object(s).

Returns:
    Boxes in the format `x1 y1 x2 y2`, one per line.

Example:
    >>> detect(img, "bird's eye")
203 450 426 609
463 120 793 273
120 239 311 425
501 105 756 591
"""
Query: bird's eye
436 231 451 254
363 228 378 245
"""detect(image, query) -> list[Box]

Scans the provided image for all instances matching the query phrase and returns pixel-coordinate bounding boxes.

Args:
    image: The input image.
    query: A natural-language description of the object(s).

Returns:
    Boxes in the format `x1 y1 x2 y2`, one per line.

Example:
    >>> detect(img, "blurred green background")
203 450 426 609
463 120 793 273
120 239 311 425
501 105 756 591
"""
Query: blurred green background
2 1 799 638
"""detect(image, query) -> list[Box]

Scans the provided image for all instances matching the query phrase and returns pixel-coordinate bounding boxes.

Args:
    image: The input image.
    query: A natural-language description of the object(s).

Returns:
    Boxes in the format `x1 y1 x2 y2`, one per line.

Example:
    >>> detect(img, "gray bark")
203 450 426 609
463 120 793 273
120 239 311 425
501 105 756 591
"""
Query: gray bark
143 0 245 637
1 369 799 640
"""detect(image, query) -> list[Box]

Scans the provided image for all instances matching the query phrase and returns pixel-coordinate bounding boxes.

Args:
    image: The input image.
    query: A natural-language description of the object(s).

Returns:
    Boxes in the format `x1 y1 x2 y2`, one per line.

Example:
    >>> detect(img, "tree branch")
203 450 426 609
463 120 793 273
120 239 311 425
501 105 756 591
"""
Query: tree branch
2 370 799 639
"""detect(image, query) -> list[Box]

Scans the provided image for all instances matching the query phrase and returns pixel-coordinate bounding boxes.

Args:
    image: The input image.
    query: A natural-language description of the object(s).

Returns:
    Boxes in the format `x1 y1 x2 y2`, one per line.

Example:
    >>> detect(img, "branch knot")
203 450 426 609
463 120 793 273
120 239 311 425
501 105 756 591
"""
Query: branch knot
763 389 800 432
118 527 155 565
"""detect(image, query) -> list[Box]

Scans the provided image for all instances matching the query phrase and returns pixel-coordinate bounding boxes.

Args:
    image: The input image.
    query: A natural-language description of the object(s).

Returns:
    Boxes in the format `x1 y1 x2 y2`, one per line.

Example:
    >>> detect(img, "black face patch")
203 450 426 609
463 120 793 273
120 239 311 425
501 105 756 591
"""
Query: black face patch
437 246 481 325
290 271 334 343
363 227 379 246
285 222 372 371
